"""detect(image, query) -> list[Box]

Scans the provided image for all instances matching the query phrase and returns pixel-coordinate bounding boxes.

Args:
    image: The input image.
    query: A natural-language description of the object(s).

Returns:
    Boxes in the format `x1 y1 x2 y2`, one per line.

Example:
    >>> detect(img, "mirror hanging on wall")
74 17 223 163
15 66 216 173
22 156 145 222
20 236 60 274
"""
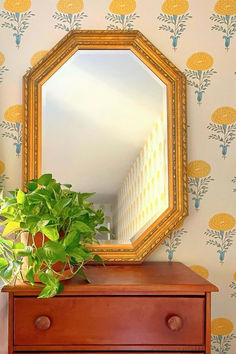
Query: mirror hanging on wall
23 30 188 262
41 49 168 245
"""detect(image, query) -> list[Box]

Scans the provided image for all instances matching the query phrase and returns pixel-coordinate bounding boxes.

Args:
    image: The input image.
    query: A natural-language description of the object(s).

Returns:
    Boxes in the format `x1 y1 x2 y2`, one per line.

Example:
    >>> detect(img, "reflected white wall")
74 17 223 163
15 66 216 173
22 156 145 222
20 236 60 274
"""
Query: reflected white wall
42 49 168 244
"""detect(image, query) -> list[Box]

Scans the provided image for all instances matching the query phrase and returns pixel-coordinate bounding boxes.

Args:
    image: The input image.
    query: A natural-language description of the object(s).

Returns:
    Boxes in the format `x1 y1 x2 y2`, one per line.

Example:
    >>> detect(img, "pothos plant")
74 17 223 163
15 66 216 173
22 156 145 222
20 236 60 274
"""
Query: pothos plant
0 174 107 298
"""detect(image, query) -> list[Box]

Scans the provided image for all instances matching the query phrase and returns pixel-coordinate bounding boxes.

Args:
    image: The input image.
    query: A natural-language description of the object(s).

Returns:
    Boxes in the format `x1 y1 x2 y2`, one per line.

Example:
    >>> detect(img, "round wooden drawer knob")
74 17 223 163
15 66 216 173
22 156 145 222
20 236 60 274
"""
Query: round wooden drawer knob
34 316 51 330
167 315 183 331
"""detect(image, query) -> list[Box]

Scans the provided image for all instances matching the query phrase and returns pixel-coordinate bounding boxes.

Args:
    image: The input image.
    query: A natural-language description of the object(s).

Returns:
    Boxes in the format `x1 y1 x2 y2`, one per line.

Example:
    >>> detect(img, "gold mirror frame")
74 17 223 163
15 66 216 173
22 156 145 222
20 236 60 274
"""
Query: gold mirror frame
23 30 187 263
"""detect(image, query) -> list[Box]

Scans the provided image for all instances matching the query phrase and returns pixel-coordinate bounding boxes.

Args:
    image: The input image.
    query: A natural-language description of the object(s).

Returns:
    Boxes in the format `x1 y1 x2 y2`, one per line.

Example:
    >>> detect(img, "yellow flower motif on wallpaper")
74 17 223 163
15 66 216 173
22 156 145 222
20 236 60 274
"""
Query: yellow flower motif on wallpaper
212 318 234 335
209 213 235 231
208 107 236 158
161 0 189 15
211 0 236 50
109 0 136 14
205 213 236 262
53 0 87 32
0 52 8 84
184 52 216 104
187 52 213 70
4 0 31 12
211 318 236 353
0 160 9 191
188 160 213 210
212 106 236 125
0 0 35 48
0 52 5 66
215 0 236 14
30 50 49 67
0 161 5 175
4 104 23 123
188 160 211 178
157 0 191 49
229 271 236 297
57 0 84 14
106 0 139 30
189 265 209 279
0 105 23 156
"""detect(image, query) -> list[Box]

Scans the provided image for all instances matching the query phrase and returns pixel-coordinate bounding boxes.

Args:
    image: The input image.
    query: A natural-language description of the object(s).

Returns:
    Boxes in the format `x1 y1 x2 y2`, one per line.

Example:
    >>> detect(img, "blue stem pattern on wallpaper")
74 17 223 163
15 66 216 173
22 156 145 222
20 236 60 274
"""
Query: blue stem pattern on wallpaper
208 122 236 159
157 13 192 49
162 228 187 261
212 333 236 354
184 68 216 104
205 228 236 263
188 176 214 210
210 13 236 50
106 13 139 30
53 12 87 31
0 10 35 47
0 121 22 156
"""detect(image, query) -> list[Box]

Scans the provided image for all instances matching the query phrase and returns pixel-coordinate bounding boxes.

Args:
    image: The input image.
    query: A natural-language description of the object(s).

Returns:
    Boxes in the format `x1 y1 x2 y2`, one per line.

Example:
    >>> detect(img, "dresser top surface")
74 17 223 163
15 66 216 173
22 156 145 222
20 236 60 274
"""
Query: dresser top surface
3 262 218 295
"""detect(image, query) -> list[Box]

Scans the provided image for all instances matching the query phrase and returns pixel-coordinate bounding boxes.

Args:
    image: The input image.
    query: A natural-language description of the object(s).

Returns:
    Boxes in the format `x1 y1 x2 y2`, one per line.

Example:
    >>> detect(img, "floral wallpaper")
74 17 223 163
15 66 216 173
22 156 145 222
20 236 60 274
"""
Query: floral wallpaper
0 0 235 353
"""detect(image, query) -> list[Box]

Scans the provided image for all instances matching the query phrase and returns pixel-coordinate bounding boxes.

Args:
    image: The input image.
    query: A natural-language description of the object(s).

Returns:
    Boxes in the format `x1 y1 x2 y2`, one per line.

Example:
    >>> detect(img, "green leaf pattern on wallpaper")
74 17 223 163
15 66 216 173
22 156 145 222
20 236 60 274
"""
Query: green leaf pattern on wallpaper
0 105 22 157
0 1 236 352
162 226 187 261
233 175 236 192
0 0 35 48
210 0 236 50
106 0 139 30
208 107 236 159
229 272 236 298
53 0 87 32
157 0 192 50
188 160 214 210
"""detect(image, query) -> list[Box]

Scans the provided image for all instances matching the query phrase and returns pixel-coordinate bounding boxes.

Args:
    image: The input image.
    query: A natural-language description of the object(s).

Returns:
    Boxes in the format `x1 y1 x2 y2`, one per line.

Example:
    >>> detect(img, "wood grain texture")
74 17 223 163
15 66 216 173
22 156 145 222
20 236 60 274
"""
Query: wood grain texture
13 345 206 352
14 296 205 346
205 292 212 354
3 262 218 295
8 293 13 354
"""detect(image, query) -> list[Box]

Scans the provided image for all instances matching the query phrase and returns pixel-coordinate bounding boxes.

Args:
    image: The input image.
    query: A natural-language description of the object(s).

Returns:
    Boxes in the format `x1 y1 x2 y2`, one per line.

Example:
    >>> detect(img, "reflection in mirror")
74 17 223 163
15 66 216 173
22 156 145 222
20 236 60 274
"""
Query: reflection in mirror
42 50 168 245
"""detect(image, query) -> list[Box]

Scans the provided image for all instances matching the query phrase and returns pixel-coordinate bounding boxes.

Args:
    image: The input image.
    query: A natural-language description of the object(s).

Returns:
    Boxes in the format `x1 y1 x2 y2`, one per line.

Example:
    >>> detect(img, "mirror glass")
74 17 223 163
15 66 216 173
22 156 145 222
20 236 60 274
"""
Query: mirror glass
41 49 168 245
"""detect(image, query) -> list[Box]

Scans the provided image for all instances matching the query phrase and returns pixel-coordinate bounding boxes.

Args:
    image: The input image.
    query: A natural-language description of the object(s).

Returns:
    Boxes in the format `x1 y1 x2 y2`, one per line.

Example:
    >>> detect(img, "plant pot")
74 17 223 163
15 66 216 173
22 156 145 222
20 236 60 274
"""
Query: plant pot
21 232 73 282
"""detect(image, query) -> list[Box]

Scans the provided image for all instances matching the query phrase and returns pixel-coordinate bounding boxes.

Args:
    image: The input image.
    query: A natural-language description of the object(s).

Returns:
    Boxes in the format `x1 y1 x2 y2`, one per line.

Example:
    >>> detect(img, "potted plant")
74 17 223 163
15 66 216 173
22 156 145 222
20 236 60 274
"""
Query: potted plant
0 173 107 298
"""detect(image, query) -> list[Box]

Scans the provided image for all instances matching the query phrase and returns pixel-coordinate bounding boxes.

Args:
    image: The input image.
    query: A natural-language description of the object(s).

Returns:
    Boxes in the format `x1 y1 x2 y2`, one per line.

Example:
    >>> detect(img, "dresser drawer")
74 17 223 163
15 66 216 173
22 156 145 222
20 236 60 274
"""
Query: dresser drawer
14 296 205 346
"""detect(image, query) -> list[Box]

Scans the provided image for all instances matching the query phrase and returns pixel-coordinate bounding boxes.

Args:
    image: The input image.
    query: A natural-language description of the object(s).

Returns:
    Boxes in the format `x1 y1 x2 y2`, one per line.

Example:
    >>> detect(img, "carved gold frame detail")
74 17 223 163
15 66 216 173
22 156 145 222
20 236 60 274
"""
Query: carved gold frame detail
23 30 188 263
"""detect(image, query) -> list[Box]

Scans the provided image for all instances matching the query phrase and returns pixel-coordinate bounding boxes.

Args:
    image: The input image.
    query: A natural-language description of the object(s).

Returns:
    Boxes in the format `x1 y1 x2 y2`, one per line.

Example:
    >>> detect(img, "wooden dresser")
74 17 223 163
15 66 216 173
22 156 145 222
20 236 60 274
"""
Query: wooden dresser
3 262 218 354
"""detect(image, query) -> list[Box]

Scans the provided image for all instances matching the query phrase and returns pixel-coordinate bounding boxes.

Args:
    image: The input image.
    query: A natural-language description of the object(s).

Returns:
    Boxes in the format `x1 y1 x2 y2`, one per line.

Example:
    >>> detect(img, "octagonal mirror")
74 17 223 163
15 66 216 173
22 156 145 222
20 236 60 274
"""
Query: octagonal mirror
23 30 187 263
